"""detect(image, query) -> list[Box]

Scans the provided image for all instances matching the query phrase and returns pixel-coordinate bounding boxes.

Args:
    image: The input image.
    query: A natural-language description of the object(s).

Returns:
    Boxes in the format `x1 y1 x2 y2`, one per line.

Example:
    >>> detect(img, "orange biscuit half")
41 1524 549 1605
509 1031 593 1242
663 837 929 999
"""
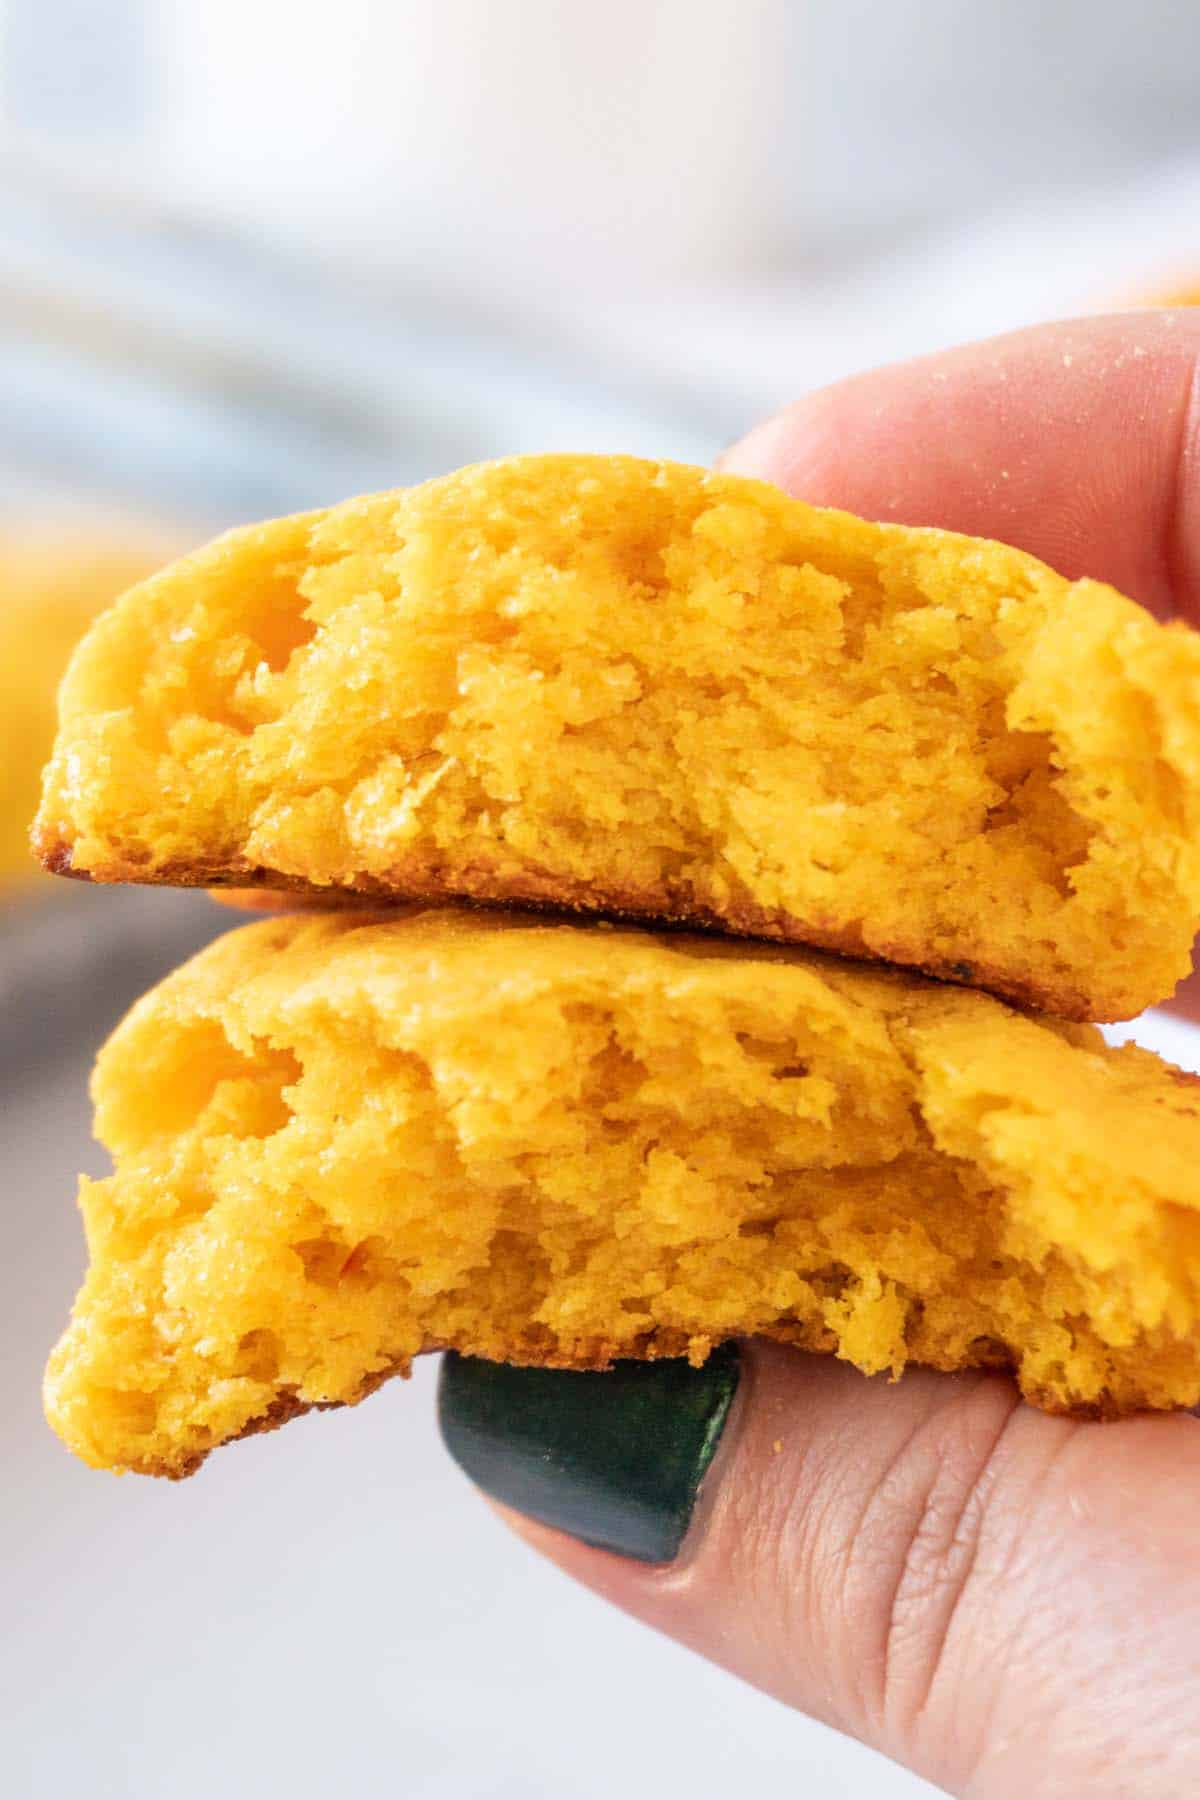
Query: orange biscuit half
33 454 1200 1020
45 909 1200 1478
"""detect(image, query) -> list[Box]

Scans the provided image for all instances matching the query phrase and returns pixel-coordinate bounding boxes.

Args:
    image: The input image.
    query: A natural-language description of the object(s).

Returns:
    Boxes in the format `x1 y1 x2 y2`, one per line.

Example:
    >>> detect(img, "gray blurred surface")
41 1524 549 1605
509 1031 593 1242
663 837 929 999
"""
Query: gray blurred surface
0 158 720 530
0 886 227 1076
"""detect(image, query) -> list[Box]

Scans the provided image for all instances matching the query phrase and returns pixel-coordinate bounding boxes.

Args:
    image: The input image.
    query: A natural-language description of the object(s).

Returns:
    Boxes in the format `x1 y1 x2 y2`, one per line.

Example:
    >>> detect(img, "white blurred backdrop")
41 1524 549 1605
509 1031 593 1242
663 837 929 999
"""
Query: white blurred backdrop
3 5 1200 1797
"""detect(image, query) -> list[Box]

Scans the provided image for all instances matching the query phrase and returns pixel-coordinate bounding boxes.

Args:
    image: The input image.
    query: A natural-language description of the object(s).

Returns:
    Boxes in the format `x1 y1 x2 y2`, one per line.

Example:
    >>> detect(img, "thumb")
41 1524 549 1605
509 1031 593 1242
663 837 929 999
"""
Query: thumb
719 310 1200 1023
439 1344 1200 1799
715 310 1200 623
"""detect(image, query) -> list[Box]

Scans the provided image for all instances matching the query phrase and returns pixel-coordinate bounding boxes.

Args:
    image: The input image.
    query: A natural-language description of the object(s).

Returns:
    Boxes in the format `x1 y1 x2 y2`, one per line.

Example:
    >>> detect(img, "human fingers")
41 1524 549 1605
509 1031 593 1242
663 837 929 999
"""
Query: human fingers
441 1343 1200 1798
720 310 1200 623
720 311 1200 1019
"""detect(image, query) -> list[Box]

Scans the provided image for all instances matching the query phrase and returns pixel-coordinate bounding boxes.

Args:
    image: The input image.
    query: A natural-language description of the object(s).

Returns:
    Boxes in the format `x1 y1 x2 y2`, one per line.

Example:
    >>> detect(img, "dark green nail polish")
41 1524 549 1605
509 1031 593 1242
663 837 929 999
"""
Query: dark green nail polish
438 1346 740 1565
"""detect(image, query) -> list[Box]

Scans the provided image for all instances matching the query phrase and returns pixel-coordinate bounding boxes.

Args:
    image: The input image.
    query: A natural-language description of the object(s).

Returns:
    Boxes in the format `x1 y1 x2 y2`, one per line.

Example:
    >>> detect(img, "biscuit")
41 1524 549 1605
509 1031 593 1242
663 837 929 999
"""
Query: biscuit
32 455 1200 1020
45 909 1200 1478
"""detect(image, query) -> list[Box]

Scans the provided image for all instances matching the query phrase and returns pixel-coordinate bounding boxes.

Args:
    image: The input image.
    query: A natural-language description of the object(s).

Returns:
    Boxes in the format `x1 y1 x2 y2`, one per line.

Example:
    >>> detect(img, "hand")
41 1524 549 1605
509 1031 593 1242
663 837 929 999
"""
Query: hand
439 313 1200 1800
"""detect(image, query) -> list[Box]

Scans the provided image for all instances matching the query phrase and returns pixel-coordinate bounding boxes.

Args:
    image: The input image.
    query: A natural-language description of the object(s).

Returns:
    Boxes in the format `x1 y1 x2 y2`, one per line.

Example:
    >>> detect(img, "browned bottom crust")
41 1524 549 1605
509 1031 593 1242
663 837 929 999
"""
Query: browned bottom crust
146 1323 1145 1480
36 836 1095 1021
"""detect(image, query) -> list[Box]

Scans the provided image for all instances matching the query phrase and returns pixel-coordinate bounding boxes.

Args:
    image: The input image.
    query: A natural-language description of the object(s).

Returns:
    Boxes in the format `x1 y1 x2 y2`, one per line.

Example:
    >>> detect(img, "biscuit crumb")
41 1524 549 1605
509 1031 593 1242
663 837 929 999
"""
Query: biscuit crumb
32 455 1200 1021
43 908 1200 1478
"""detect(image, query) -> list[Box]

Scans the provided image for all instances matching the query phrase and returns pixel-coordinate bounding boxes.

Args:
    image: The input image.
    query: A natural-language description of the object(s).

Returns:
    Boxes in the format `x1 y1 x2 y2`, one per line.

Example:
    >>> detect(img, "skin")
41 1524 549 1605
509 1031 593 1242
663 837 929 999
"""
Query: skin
487 315 1200 1799
223 313 1200 1794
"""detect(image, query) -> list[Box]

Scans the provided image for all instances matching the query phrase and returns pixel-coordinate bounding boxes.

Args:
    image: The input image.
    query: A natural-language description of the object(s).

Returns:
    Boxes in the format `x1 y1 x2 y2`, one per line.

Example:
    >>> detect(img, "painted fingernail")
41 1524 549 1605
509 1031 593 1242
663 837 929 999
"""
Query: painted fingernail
437 1347 740 1565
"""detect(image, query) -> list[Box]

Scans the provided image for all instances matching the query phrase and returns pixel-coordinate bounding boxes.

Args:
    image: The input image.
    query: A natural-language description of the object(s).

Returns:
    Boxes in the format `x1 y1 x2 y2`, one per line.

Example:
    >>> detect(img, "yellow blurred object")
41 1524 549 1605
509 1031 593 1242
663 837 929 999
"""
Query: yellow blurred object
44 908 1200 1478
32 454 1200 1021
1133 280 1200 306
1 533 168 886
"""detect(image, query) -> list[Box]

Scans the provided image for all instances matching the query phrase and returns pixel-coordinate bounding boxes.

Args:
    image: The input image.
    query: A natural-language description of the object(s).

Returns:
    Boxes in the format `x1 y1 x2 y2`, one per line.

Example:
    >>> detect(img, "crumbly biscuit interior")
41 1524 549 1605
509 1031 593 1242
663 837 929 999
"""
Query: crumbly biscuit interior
45 912 1200 1477
35 457 1200 1018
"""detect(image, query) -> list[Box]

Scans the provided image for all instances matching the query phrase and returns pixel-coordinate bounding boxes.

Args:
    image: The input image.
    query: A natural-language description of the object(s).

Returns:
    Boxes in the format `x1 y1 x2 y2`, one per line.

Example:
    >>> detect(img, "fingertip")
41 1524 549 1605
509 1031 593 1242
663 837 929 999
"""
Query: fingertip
483 1496 588 1561
484 1496 652 1585
713 313 1200 620
714 409 795 482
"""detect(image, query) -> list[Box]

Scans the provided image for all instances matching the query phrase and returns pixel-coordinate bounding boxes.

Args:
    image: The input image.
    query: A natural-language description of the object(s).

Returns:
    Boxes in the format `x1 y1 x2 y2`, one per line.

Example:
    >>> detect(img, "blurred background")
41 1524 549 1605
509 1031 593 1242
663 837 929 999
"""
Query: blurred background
5 4 1200 1796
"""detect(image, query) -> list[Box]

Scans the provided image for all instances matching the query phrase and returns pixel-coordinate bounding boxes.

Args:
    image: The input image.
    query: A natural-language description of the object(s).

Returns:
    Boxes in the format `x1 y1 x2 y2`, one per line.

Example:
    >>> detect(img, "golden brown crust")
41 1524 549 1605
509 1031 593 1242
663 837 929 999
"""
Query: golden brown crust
35 834 1091 1020
151 1358 415 1480
142 1323 1131 1479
